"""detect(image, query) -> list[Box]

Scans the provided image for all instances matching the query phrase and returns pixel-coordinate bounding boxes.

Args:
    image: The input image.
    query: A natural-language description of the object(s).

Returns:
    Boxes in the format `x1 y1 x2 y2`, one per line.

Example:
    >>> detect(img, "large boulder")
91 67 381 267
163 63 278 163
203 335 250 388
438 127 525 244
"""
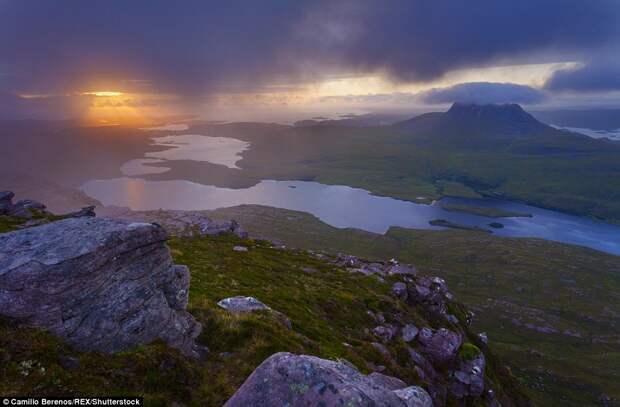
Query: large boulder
0 217 203 358
451 353 486 398
224 352 432 406
418 327 462 366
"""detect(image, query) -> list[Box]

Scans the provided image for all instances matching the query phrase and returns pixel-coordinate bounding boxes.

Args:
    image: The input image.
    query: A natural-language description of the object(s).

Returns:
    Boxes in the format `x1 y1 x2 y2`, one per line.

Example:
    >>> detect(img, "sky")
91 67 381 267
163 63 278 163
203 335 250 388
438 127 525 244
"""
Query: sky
1 0 620 123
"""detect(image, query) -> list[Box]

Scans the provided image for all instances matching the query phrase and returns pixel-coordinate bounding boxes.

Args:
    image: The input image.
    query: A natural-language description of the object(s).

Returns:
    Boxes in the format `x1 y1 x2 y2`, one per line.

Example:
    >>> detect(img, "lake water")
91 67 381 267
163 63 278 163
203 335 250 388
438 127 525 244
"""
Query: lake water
121 134 250 176
81 126 620 256
81 177 620 255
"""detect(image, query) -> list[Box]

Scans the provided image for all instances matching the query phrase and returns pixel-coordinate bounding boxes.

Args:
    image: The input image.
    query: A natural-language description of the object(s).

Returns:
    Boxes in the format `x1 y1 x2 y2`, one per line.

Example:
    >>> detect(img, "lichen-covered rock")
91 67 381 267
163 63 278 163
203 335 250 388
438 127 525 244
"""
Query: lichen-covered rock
392 282 408 300
224 352 432 407
373 324 397 342
217 296 292 329
367 372 407 390
394 386 434 407
0 217 203 358
418 327 462 366
217 296 271 313
402 324 419 342
451 353 486 398
407 347 440 383
408 276 452 315
385 264 417 276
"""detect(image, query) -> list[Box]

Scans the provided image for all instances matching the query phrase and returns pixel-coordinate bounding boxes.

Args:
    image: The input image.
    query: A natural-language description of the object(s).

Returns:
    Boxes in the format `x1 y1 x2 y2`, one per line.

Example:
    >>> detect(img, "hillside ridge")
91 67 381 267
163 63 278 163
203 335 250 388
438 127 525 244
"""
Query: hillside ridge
0 193 530 406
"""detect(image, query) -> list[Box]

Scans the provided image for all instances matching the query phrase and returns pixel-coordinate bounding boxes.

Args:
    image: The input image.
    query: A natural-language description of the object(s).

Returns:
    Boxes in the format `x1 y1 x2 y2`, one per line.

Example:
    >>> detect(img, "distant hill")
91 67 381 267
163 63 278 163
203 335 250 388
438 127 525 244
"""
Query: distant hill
393 103 618 153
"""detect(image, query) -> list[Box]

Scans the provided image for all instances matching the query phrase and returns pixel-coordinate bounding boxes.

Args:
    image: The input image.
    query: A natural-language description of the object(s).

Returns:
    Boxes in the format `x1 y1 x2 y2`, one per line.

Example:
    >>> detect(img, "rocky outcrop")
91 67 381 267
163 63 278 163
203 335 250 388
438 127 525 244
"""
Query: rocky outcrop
325 250 498 405
201 219 248 238
0 191 49 218
330 253 417 278
0 190 94 220
97 206 248 238
64 205 97 218
224 352 432 407
0 217 203 358
451 353 486 398
417 327 462 366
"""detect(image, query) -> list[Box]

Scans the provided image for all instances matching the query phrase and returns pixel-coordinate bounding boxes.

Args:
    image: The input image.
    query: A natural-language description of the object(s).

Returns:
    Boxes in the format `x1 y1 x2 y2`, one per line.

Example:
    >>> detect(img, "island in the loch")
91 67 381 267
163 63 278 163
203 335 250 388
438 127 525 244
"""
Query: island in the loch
439 203 533 218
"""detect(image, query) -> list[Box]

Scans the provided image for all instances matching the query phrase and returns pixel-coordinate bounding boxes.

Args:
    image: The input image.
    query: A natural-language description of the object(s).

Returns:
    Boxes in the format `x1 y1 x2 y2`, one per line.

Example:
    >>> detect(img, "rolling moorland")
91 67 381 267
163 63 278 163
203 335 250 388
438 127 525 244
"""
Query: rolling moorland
0 208 530 407
77 203 620 406
203 204 620 407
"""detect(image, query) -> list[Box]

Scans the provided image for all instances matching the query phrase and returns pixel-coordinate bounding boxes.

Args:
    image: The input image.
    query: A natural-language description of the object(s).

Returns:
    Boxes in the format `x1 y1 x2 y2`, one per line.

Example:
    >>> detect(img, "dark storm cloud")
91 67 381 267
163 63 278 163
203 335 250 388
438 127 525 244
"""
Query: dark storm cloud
421 82 547 105
545 56 620 92
0 0 619 97
297 0 620 83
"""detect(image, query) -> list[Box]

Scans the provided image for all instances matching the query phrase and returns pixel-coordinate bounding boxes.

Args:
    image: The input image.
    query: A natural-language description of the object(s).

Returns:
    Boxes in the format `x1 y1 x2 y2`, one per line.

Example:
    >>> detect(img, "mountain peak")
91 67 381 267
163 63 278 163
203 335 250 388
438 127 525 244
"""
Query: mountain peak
443 102 547 134
447 102 528 117
394 102 553 143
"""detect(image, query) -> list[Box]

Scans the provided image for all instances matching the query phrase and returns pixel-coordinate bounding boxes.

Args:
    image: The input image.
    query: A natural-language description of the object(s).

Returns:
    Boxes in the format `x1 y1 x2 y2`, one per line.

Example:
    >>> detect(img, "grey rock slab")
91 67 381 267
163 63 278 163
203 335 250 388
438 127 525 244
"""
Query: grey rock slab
417 327 462 366
217 296 292 329
394 386 434 407
217 296 271 313
0 217 202 358
224 352 432 407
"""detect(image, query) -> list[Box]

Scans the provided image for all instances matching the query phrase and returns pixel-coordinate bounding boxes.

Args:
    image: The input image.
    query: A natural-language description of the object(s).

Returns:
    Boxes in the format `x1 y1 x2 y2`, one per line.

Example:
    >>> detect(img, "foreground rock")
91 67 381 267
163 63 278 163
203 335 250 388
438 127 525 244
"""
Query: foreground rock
224 352 432 407
0 217 203 358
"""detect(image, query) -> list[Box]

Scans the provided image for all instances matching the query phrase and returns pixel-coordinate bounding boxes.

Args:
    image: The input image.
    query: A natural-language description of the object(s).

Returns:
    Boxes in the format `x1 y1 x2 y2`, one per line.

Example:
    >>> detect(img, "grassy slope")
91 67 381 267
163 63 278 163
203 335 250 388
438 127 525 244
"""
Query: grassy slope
207 205 620 406
0 220 527 406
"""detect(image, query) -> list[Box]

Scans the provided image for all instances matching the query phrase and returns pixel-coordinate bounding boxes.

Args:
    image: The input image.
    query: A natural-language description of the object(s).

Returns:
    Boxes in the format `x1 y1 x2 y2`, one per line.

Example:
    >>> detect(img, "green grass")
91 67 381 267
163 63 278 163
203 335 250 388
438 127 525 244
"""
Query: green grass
0 215 26 233
0 226 528 406
0 209 72 233
205 204 620 407
459 343 482 361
